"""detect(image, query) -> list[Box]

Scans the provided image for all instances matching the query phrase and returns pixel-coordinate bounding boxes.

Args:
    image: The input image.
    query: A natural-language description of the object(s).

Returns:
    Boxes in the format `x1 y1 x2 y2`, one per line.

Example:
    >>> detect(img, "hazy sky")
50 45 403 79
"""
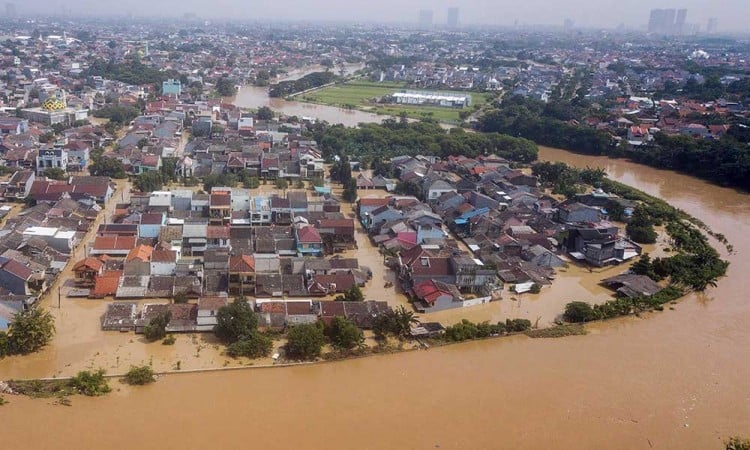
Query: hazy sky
15 0 750 31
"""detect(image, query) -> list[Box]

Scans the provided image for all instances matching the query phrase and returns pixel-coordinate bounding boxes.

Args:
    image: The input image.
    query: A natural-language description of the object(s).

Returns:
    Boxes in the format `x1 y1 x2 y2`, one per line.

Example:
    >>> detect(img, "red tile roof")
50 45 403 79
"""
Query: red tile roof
296 226 322 243
126 244 154 262
92 271 122 297
207 225 230 239
229 255 255 273
93 235 137 251
73 257 104 272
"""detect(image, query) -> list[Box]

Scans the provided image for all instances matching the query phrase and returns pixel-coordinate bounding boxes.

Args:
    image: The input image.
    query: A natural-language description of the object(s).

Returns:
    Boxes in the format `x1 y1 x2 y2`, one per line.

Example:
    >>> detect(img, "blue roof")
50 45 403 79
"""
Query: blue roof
314 186 332 194
458 207 490 221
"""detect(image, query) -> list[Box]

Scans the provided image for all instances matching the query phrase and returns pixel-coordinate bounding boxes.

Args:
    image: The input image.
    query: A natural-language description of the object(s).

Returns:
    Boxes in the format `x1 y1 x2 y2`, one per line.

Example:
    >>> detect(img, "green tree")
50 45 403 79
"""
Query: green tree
274 178 289 189
123 365 156 385
631 254 660 281
69 369 111 396
89 157 127 178
214 298 258 344
506 318 532 332
0 331 9 357
203 173 238 191
43 167 67 180
7 308 55 354
242 176 260 189
160 157 177 183
256 106 274 120
135 171 164 192
172 292 188 304
726 437 750 450
563 301 597 323
285 322 326 360
215 76 237 97
226 333 273 359
327 316 364 350
373 305 419 339
342 178 358 203
144 312 170 342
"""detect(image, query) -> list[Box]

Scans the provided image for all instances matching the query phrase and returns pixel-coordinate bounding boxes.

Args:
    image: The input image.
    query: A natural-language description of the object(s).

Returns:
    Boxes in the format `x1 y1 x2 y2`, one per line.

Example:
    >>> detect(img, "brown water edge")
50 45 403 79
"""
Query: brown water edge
2 148 749 449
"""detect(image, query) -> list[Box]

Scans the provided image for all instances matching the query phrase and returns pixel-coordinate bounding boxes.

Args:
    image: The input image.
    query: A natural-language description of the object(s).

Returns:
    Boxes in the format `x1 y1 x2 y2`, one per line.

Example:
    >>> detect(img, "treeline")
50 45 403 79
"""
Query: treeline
620 132 750 191
309 119 538 163
85 57 179 88
91 104 141 125
478 95 612 154
269 72 336 98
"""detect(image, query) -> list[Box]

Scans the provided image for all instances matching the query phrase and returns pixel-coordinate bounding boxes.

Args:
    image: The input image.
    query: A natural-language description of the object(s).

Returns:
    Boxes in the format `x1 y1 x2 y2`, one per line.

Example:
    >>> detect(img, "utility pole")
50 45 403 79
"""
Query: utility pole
58 285 61 309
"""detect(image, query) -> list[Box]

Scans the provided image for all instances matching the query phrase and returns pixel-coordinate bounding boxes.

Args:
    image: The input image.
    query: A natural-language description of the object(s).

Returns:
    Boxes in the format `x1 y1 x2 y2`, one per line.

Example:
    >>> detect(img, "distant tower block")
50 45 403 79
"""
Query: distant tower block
418 9 434 29
447 7 459 29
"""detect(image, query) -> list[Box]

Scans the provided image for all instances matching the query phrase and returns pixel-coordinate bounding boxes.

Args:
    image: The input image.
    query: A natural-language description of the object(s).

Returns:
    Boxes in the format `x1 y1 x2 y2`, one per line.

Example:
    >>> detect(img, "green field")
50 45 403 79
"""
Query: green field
299 80 495 123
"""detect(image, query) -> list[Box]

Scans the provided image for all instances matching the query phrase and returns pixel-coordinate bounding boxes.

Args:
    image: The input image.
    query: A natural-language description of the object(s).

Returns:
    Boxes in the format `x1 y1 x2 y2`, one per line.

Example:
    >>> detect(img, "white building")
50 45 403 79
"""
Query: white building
22 226 77 254
36 149 69 175
392 91 471 108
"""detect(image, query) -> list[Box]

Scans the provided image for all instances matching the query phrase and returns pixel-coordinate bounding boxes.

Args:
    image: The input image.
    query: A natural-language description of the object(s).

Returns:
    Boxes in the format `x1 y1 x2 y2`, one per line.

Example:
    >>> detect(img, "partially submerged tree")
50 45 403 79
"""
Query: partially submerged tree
285 322 326 360
6 308 55 354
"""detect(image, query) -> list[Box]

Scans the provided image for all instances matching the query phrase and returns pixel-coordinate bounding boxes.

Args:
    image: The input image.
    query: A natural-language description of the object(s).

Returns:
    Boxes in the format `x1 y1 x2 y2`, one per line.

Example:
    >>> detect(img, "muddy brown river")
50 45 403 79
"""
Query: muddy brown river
1 146 749 449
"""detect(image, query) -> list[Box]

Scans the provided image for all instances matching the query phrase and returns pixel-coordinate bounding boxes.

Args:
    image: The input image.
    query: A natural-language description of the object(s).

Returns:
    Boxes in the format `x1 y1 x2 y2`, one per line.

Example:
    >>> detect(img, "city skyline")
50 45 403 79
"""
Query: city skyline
4 0 750 32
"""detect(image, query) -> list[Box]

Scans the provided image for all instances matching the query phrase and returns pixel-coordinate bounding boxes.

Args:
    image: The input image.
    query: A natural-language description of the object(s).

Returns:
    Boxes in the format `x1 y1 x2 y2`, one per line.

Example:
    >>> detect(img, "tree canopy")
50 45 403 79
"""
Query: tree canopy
4 307 55 355
214 298 258 344
285 322 326 360
311 119 538 163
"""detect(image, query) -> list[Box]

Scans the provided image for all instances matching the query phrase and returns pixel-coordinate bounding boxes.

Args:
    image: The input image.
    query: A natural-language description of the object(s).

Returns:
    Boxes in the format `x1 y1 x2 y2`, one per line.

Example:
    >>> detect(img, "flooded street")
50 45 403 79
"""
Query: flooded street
2 144 750 448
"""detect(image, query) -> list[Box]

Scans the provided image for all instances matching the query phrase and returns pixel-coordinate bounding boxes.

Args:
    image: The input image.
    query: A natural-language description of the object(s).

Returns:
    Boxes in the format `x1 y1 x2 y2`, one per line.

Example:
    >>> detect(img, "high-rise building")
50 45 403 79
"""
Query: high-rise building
418 9 434 29
447 7 459 29
675 9 687 34
5 2 17 18
647 8 686 35
707 17 718 34
648 9 666 33
663 9 676 32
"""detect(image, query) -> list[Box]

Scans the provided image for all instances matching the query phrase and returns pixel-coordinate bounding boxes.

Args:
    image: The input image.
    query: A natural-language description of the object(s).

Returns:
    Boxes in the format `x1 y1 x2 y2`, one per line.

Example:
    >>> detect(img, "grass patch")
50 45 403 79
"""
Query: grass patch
525 324 588 338
301 80 494 123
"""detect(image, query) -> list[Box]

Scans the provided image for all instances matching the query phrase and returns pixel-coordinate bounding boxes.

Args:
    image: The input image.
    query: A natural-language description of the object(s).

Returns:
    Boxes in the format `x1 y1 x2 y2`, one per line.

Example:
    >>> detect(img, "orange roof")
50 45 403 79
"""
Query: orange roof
92 271 122 297
126 244 154 262
73 257 104 272
93 235 137 251
229 254 255 272
358 197 390 207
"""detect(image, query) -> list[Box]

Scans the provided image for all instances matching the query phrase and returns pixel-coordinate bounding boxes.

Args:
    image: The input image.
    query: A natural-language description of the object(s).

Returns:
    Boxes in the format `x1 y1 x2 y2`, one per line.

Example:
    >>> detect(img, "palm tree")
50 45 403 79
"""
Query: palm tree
393 306 420 338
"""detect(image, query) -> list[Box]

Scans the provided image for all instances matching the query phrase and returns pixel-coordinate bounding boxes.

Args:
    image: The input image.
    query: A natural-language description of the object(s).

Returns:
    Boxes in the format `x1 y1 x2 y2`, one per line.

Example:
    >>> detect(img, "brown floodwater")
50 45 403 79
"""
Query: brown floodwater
2 148 749 449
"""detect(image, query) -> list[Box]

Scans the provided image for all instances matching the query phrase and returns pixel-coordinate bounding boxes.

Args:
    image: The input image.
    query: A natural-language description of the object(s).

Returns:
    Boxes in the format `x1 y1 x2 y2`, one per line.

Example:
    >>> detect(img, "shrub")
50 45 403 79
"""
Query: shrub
506 318 532 332
563 301 597 323
726 437 750 450
123 365 156 385
162 335 176 345
69 369 111 396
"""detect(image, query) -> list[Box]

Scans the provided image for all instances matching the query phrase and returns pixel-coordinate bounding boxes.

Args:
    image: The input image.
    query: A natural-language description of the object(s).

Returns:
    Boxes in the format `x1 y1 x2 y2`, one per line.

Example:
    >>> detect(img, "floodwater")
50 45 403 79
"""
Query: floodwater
231 63 385 127
2 148 750 448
